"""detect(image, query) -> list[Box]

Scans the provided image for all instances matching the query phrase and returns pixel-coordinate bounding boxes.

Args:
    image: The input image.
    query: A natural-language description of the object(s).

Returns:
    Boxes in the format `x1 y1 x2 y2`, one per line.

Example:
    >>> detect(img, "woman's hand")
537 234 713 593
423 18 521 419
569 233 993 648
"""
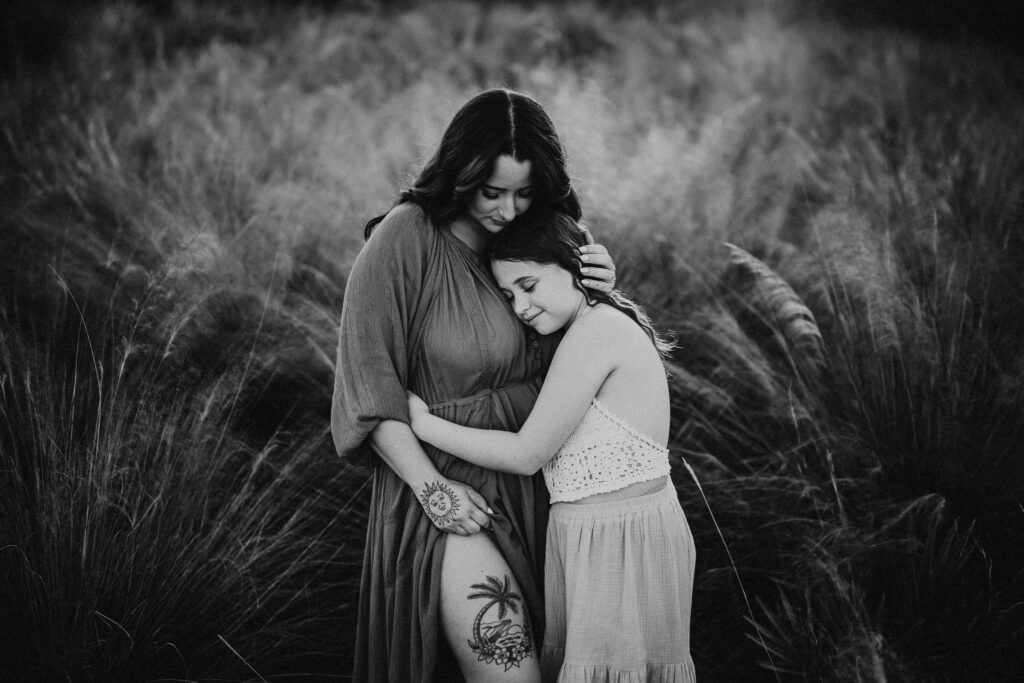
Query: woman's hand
417 477 494 535
576 225 616 293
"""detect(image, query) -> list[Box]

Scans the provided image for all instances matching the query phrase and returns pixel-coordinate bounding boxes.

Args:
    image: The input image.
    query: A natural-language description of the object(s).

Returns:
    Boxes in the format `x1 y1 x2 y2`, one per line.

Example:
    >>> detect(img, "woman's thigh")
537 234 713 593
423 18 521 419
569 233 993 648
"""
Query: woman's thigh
441 532 541 683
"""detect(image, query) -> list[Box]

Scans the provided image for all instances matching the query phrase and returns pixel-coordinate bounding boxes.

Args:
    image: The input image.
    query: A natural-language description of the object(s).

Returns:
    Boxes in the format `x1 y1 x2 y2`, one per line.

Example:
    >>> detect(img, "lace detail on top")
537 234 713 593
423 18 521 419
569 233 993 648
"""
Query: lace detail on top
543 398 671 503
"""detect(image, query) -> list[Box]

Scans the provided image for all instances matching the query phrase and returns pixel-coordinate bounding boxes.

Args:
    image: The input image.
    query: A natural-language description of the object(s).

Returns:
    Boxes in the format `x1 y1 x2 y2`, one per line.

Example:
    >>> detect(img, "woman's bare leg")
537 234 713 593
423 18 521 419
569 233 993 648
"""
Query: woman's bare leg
441 532 541 682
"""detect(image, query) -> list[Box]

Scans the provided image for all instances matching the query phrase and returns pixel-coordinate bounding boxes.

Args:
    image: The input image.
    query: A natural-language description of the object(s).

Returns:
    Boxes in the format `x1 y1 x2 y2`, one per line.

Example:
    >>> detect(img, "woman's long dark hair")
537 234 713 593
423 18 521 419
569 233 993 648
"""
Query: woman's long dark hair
486 213 674 357
365 89 581 239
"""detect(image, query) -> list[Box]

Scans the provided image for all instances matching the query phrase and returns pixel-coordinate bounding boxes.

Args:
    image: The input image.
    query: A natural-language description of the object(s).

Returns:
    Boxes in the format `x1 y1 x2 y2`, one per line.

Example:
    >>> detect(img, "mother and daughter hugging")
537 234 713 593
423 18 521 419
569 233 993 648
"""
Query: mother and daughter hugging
332 88 697 682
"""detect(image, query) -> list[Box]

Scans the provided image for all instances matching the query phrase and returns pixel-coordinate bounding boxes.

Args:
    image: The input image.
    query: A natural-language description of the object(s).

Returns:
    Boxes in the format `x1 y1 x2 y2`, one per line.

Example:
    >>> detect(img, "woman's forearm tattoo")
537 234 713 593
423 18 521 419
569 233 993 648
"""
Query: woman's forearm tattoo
419 480 460 527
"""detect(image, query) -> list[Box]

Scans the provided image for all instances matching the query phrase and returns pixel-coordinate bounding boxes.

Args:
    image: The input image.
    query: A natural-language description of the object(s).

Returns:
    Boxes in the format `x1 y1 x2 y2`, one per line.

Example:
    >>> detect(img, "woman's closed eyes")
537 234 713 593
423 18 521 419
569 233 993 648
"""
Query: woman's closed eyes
482 188 533 201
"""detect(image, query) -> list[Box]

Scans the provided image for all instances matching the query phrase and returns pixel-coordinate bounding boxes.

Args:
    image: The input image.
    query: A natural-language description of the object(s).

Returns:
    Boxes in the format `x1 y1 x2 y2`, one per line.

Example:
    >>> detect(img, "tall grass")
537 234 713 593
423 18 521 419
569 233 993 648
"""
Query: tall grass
0 299 367 680
2 0 1023 680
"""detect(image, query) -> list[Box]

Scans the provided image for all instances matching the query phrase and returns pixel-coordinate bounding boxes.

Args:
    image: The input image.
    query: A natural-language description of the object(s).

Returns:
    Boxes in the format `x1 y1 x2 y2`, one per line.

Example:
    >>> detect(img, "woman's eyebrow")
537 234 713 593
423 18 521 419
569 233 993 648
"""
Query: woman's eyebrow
482 183 533 191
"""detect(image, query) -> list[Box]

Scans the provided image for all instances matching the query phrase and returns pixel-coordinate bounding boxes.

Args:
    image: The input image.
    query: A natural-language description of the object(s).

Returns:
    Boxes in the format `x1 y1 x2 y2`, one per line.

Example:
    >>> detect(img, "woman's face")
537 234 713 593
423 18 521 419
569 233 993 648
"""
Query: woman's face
491 258 587 335
465 155 534 235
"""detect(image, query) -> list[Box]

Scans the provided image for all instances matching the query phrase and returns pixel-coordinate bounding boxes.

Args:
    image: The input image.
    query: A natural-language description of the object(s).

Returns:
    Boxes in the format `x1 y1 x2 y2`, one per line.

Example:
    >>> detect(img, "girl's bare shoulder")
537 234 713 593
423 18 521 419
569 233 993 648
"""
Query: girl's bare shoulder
562 303 651 353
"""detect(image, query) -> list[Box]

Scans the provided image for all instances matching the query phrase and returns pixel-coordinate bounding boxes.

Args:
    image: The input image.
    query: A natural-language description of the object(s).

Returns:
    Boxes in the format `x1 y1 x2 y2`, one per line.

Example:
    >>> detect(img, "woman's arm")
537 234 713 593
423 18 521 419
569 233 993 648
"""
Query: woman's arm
332 206 491 534
409 311 621 475
370 420 492 535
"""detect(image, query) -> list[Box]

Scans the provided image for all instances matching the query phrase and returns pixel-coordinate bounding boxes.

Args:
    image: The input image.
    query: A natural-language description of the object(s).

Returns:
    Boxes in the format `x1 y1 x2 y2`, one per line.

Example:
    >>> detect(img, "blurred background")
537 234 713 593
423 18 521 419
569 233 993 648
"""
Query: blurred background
2 0 1023 680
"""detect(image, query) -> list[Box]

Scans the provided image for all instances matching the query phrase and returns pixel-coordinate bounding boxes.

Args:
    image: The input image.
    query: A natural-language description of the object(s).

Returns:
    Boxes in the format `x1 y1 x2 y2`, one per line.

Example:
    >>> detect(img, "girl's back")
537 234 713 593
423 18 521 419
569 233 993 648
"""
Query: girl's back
583 303 670 447
545 302 671 506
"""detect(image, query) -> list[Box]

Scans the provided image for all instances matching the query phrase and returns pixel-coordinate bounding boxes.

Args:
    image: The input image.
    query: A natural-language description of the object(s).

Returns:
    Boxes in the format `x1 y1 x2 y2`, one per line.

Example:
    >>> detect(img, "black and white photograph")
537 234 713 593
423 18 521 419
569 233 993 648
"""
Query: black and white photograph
2 0 1022 680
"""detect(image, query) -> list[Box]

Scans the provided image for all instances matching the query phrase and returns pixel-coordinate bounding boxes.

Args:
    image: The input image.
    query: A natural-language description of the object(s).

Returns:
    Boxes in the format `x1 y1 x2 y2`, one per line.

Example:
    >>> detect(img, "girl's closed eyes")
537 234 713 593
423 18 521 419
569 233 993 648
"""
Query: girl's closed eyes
492 260 590 335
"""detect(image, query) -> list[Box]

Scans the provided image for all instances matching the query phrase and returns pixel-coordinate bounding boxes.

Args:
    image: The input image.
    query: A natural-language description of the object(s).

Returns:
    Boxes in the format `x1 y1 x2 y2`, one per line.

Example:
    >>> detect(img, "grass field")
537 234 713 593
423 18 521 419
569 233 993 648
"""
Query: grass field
2 1 1023 680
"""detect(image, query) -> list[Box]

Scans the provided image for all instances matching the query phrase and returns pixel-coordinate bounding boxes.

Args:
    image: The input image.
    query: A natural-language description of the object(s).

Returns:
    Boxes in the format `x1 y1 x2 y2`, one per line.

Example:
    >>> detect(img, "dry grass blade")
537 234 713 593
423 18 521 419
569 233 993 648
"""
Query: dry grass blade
720 243 826 383
664 360 734 414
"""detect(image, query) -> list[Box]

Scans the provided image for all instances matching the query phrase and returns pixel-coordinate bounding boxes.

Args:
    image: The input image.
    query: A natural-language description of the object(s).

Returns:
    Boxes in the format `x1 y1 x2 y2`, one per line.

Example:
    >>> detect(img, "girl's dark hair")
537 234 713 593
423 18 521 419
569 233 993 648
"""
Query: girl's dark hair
365 89 581 238
486 213 674 357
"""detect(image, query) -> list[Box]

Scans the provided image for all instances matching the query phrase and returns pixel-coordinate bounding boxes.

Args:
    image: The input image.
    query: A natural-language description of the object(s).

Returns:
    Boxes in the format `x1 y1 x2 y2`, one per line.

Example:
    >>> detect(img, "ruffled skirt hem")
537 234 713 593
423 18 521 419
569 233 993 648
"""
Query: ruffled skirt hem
548 657 697 683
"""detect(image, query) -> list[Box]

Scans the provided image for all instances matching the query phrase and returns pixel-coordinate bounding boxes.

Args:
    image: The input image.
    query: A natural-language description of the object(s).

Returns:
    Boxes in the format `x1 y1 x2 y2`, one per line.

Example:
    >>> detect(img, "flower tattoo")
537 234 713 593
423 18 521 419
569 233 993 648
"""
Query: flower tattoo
419 480 460 528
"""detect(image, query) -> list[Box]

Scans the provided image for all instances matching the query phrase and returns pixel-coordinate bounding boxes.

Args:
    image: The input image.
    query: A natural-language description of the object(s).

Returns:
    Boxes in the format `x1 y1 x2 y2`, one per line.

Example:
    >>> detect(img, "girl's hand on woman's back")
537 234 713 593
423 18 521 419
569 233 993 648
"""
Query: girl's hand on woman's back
407 391 494 535
407 390 430 436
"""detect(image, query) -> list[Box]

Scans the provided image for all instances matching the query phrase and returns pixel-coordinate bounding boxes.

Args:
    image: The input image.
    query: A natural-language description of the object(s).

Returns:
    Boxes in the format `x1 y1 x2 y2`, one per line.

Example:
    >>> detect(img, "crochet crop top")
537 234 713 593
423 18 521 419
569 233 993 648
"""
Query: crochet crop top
543 398 671 503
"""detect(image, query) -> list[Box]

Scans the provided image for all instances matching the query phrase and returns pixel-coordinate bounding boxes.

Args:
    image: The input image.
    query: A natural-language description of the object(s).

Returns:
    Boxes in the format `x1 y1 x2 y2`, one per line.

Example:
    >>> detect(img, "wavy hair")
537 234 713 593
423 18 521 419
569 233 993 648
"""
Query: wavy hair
486 213 674 357
365 89 581 238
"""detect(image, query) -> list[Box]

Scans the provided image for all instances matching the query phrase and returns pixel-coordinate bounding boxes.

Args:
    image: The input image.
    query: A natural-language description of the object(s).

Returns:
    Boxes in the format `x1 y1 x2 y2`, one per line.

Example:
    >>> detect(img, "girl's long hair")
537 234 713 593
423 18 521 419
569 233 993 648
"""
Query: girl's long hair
486 213 674 357
365 89 581 238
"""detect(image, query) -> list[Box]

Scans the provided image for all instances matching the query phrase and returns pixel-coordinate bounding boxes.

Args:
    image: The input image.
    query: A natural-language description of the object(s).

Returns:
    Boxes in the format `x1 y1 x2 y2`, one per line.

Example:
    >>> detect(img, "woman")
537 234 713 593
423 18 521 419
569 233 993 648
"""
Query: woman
407 213 696 682
331 89 616 682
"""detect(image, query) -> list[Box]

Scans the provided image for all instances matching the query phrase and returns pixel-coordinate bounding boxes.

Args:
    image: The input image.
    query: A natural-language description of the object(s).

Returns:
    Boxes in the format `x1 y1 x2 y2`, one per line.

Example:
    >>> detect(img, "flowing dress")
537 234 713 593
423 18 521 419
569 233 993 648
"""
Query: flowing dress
331 203 553 682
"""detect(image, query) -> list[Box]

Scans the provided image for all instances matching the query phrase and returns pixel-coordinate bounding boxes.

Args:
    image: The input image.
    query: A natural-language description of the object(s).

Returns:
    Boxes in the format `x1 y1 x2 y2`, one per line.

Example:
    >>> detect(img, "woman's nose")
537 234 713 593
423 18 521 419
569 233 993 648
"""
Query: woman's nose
497 195 516 220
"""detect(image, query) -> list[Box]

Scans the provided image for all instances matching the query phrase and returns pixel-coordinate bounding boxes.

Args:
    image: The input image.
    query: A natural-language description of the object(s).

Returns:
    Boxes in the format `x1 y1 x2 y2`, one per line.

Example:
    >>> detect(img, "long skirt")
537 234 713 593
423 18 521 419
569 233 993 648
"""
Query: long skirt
352 381 549 682
542 483 697 682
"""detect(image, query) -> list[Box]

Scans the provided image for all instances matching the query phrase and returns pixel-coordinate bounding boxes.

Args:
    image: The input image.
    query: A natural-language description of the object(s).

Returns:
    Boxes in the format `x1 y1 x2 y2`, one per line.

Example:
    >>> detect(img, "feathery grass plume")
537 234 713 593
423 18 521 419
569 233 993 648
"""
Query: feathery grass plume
668 300 824 470
666 288 856 677
792 101 1024 673
720 242 826 386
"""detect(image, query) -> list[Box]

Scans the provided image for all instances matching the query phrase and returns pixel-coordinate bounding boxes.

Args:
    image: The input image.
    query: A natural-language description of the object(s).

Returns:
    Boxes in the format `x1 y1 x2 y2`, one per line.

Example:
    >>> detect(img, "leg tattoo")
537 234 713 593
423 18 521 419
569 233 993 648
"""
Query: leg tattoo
466 574 534 670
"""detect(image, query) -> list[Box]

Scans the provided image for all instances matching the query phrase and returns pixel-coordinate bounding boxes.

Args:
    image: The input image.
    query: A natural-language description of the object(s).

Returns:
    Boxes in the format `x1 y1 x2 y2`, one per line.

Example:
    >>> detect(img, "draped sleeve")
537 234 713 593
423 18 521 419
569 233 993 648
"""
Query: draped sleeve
331 203 435 466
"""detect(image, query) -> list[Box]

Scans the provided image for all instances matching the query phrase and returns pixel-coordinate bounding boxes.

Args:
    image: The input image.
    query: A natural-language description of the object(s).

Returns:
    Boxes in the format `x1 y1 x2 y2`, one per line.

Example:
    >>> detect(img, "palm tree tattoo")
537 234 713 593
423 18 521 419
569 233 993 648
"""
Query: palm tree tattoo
419 480 460 527
467 574 533 670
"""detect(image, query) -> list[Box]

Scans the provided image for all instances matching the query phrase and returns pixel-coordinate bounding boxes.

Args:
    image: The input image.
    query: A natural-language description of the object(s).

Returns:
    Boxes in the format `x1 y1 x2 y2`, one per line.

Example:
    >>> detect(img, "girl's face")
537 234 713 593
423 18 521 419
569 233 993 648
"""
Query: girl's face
466 155 534 235
492 258 588 335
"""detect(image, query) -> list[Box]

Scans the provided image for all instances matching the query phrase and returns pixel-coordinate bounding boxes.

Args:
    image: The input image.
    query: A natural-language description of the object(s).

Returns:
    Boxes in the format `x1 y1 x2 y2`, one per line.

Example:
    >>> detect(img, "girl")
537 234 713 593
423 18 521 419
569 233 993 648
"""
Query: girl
407 214 697 682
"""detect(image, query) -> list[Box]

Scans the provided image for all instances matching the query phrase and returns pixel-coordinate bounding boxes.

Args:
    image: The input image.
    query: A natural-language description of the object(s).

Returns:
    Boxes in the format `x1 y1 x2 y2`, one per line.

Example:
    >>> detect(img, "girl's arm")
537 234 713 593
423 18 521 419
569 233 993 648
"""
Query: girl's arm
369 420 493 535
408 311 621 475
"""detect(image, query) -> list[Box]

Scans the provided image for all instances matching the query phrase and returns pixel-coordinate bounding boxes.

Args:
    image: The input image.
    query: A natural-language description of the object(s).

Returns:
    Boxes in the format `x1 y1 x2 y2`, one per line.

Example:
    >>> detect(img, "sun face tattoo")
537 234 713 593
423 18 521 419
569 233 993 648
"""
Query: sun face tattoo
419 480 460 528
467 574 534 670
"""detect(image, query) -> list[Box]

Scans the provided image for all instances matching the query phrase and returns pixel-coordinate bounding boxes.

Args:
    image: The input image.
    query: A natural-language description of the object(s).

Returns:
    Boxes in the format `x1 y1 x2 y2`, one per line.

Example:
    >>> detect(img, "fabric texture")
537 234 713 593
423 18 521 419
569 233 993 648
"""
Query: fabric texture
544 398 672 503
331 203 557 682
542 484 697 683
